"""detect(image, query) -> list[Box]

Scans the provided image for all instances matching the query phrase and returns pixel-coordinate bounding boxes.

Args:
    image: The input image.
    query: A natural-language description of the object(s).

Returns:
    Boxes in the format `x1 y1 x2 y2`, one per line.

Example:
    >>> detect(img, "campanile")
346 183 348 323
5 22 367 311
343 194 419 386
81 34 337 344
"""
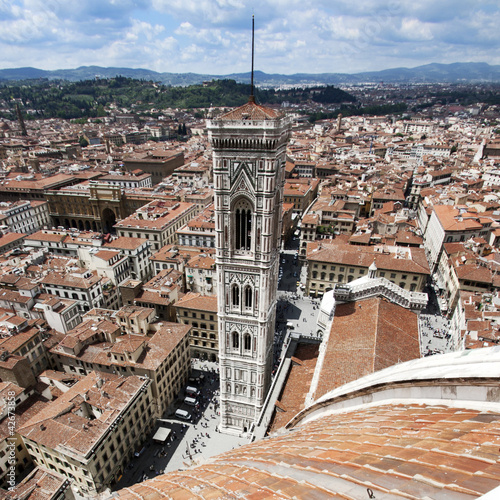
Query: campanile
207 96 291 434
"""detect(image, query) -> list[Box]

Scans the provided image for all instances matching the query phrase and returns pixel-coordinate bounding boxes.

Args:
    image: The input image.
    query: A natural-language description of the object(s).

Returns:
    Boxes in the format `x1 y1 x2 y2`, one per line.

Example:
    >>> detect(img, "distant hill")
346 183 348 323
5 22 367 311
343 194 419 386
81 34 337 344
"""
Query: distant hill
0 62 499 86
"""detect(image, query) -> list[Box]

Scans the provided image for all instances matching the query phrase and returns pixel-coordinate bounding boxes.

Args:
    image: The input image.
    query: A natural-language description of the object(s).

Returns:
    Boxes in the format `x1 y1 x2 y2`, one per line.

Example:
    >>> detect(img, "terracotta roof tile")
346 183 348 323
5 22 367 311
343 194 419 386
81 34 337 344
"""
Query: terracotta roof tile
314 298 420 400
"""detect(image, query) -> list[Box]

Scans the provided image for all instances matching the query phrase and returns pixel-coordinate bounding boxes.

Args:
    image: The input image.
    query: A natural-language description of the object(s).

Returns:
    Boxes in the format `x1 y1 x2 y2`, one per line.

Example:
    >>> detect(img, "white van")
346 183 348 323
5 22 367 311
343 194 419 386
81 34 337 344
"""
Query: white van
184 396 197 406
186 386 200 397
175 409 191 421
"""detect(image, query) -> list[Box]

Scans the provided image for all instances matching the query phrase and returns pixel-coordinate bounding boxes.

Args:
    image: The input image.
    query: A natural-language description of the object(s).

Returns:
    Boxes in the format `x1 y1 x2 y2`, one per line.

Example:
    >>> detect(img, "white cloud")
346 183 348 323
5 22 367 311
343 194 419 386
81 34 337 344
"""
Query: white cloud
0 0 498 74
398 18 434 41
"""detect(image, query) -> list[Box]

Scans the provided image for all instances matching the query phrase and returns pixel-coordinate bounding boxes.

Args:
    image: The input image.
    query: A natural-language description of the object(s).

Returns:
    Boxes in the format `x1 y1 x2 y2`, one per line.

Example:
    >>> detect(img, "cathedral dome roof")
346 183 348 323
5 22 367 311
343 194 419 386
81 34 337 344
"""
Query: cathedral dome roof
112 348 500 499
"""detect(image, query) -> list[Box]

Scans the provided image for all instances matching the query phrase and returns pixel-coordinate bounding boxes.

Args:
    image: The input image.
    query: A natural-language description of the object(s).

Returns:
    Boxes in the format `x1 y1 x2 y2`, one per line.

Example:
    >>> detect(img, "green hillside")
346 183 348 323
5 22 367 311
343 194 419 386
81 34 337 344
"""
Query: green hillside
0 77 356 120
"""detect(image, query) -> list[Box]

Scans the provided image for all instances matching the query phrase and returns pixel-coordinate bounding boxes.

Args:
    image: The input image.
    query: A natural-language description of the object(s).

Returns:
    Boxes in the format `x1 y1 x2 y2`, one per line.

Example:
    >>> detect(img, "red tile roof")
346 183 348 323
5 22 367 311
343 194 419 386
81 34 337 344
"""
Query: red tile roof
218 101 282 121
314 297 420 400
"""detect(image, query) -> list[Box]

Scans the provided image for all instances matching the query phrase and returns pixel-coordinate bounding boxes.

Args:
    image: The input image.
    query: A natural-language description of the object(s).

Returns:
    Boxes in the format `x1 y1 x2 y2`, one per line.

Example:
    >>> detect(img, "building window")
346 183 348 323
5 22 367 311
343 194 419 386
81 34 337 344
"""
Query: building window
244 285 252 308
231 284 240 307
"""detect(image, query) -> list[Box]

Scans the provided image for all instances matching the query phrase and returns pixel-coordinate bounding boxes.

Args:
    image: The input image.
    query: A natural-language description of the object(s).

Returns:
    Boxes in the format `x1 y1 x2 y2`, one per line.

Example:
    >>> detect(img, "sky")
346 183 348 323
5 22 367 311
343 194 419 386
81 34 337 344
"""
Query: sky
0 0 499 76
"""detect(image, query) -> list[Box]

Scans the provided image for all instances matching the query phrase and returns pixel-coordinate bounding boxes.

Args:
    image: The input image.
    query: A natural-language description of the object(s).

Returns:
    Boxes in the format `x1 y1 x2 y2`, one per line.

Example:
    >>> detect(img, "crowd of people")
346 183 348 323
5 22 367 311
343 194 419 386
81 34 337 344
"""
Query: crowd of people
421 313 453 356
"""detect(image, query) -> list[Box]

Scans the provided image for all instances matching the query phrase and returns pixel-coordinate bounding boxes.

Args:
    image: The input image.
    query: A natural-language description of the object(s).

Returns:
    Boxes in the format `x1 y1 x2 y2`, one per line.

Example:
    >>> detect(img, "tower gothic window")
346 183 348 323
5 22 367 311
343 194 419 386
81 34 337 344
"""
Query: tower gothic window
232 331 240 349
234 199 253 250
244 333 251 351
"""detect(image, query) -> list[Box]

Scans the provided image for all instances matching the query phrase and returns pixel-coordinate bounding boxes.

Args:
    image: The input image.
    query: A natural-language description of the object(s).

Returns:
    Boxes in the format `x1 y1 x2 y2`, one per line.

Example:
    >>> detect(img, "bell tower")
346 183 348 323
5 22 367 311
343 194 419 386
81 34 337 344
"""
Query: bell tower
207 36 291 433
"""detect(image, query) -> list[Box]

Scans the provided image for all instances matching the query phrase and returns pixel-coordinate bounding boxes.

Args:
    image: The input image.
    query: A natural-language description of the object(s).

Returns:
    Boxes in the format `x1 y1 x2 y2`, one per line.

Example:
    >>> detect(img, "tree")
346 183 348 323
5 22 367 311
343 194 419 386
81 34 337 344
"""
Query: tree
96 104 106 117
79 135 89 147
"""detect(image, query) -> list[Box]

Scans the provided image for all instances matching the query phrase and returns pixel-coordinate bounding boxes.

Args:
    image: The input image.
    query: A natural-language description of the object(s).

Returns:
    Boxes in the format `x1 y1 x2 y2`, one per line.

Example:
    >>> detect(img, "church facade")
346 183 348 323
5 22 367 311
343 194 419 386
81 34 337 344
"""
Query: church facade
207 99 291 434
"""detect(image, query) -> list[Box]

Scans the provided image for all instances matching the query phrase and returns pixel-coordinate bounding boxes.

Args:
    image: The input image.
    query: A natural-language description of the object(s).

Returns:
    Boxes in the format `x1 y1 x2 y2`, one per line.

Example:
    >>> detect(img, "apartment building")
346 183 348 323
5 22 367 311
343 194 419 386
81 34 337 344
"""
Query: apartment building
0 381 47 490
370 187 406 216
305 240 430 297
435 242 500 314
0 199 50 234
175 292 218 361
97 170 152 189
299 212 319 258
104 237 152 283
119 268 183 322
40 269 104 314
122 149 184 185
0 314 50 376
283 179 320 215
19 371 154 496
423 204 494 273
115 305 156 336
50 319 191 417
176 204 216 248
0 232 26 254
87 250 130 286
185 253 216 295
33 296 82 334
150 245 213 275
4 466 74 500
115 199 198 253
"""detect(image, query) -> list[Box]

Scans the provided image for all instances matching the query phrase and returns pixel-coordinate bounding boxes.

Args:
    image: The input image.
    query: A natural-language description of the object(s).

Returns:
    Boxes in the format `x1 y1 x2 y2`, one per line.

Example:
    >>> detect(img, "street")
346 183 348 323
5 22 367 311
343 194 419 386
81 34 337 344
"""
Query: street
113 360 249 491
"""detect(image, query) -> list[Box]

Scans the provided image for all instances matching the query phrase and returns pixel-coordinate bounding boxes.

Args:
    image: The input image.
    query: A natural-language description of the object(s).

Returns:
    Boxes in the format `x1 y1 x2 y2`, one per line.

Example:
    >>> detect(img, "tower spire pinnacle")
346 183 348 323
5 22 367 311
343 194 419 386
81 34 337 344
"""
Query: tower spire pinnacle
249 15 255 103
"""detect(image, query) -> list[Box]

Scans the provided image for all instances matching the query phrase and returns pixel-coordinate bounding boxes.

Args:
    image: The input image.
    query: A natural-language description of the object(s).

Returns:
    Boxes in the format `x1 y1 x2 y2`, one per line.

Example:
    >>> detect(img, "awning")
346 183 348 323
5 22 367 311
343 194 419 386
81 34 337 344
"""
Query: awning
152 427 171 443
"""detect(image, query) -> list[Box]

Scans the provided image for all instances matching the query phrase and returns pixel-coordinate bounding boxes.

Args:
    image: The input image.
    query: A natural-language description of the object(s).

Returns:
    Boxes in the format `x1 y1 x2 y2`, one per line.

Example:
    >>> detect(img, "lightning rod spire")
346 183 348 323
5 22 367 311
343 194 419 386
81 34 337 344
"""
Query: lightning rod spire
249 15 255 103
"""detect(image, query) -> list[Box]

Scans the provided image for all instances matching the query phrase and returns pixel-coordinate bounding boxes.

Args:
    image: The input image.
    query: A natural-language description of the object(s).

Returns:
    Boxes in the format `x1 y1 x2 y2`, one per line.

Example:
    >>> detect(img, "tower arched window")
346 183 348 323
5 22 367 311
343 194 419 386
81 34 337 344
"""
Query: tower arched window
232 331 240 349
234 199 253 251
244 333 251 351
231 284 240 307
244 285 253 308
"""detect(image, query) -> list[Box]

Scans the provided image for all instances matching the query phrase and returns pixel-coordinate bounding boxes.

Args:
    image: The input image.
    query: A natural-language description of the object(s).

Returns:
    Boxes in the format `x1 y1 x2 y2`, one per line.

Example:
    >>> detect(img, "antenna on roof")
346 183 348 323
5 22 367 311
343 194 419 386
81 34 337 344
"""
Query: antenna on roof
249 14 255 103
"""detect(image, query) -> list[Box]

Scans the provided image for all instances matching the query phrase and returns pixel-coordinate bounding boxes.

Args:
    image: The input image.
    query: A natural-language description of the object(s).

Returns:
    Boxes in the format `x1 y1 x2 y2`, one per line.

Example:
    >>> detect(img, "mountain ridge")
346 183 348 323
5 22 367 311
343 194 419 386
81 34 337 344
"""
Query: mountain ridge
0 62 499 86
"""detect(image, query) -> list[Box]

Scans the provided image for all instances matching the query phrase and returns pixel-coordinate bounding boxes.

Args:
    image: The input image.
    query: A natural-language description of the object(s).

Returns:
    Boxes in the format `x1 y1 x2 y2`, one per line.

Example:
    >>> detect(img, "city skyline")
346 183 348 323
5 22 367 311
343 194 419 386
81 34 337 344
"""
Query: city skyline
1 1 499 76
